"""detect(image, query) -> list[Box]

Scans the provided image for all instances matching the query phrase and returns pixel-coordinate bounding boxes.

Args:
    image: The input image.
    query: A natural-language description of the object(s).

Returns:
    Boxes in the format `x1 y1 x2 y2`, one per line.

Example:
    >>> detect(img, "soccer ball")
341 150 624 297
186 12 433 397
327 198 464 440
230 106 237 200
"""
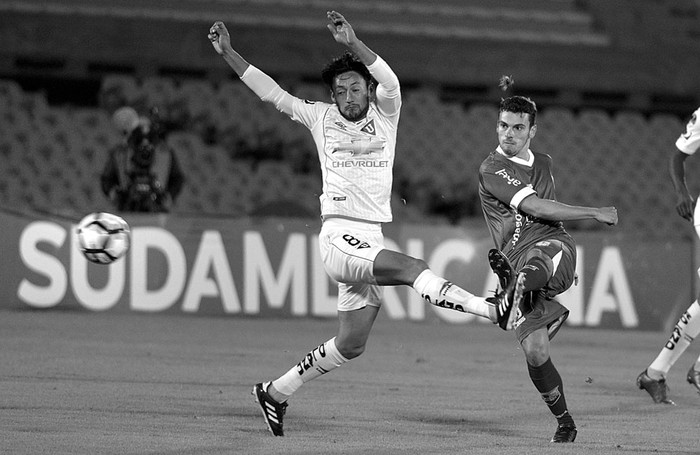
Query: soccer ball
76 212 130 264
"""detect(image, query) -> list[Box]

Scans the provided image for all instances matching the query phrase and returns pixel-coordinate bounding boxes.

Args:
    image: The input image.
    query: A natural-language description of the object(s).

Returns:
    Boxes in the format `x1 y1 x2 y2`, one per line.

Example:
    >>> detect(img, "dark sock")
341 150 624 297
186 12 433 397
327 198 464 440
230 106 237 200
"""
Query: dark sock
519 256 550 292
528 357 575 426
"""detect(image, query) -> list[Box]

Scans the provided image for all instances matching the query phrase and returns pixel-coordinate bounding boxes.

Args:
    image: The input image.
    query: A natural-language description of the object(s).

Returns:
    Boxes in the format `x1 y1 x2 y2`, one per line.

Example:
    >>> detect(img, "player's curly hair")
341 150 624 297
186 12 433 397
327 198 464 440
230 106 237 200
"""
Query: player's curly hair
500 96 537 127
321 51 375 89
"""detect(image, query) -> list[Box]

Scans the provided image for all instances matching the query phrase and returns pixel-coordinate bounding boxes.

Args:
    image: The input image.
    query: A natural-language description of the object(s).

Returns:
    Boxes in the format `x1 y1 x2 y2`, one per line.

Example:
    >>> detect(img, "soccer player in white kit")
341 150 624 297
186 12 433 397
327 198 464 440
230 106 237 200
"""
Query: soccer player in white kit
208 11 514 436
637 107 700 404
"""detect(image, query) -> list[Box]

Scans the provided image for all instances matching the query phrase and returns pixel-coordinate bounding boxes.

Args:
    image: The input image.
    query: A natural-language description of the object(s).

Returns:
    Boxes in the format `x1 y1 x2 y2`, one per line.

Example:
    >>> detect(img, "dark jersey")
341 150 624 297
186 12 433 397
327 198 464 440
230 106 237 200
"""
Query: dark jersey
478 147 574 261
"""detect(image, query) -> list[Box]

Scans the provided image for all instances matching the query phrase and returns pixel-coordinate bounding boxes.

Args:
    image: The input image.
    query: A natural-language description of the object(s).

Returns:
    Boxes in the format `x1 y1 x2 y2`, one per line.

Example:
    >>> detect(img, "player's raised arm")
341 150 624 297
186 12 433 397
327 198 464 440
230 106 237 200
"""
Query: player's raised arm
326 11 400 116
326 11 377 67
208 21 298 118
208 21 250 77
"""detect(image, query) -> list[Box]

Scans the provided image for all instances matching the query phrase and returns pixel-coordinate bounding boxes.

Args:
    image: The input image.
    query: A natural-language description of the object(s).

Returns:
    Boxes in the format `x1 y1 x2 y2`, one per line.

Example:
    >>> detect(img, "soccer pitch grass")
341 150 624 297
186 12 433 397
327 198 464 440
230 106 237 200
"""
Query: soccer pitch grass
1 310 697 454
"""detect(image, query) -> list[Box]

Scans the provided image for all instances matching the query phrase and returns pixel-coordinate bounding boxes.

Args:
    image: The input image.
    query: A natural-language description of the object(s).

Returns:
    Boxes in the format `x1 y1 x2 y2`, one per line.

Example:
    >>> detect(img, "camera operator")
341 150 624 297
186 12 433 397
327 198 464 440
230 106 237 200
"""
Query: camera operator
101 107 185 212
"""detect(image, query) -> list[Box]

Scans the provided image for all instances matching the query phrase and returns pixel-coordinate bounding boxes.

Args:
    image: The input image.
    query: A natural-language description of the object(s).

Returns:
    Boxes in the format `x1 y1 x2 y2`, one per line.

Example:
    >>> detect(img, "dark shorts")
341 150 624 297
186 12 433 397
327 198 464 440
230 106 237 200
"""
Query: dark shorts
513 294 569 343
510 237 577 300
509 237 576 342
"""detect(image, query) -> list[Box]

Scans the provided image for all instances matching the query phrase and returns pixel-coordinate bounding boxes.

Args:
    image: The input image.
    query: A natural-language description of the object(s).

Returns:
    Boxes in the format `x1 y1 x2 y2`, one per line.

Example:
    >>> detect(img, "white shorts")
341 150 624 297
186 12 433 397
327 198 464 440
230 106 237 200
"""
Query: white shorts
318 218 385 311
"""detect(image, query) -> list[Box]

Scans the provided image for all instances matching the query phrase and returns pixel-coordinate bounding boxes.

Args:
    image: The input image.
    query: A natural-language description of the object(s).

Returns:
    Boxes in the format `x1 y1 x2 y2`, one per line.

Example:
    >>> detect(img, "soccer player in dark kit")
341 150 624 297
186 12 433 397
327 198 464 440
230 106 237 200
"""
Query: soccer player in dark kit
479 93 618 442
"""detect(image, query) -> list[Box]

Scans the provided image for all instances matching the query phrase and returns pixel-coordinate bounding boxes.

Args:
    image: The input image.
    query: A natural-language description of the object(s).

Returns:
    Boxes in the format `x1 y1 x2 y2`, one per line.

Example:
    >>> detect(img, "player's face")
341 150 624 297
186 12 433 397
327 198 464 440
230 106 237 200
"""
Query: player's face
497 111 536 159
331 71 371 121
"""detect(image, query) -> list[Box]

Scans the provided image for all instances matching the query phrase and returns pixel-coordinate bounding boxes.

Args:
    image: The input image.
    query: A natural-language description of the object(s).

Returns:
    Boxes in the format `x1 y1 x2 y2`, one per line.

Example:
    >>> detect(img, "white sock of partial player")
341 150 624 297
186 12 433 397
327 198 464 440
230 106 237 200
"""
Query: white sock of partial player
270 337 348 402
412 269 492 320
648 300 700 378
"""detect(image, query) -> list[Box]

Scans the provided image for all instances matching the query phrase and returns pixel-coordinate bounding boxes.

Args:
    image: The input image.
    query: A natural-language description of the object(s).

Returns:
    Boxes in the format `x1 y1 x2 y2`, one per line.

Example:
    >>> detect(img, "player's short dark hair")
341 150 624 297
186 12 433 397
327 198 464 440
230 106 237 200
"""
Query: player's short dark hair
500 96 537 127
321 51 374 90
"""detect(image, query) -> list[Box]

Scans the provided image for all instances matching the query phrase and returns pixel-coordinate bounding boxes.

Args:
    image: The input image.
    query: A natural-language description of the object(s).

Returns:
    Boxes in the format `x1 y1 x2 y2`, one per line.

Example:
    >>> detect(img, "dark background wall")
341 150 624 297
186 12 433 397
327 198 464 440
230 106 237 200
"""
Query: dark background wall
1 0 698 113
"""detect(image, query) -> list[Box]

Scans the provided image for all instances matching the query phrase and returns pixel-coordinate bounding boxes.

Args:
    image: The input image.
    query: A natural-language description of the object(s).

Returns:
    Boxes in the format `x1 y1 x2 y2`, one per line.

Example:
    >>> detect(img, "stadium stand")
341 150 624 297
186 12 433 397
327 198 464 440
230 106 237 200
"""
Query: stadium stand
0 0 699 238
1 73 699 239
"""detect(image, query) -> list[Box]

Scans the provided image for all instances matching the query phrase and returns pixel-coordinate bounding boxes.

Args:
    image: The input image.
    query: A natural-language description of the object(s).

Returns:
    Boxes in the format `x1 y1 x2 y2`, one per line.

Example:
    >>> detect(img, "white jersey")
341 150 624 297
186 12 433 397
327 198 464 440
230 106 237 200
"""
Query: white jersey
241 56 401 223
676 107 700 155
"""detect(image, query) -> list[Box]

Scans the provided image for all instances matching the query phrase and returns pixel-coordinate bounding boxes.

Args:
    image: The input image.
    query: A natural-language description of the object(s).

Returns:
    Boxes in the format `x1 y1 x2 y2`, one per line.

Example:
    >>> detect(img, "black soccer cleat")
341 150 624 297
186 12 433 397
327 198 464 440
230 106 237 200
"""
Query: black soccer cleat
488 291 515 330
636 369 675 405
687 365 700 394
488 249 515 291
487 249 516 330
252 382 288 436
550 423 577 443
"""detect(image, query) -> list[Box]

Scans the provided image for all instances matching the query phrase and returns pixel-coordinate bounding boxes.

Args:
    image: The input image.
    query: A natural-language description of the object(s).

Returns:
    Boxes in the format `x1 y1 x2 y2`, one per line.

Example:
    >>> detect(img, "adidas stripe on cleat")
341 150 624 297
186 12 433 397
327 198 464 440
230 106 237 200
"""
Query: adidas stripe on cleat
252 382 288 436
487 291 514 330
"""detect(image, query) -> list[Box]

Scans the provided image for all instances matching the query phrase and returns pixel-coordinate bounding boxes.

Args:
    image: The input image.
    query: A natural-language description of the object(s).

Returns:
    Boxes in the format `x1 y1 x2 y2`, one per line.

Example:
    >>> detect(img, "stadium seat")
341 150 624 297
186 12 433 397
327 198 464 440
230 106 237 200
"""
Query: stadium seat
141 76 176 108
0 79 24 107
101 75 140 103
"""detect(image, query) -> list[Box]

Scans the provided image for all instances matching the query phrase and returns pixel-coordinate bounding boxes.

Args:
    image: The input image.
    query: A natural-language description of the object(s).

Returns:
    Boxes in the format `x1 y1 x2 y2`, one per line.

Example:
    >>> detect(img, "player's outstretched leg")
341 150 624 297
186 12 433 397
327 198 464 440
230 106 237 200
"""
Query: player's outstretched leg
687 365 700 394
488 249 516 330
252 382 288 436
636 369 675 405
551 423 577 443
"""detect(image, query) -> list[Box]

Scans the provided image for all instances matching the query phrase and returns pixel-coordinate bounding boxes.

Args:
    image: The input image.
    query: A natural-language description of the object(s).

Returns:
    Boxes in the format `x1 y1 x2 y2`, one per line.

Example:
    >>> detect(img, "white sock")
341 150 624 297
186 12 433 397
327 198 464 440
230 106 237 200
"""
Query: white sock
649 300 700 377
412 269 492 320
271 337 348 401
